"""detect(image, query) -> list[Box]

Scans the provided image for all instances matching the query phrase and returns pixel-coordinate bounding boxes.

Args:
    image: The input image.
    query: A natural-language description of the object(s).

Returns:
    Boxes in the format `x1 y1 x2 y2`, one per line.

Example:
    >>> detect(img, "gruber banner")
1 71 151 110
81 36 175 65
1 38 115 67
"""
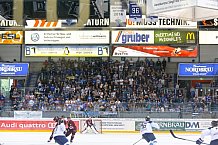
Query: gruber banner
0 120 79 131
112 45 197 57
111 30 154 44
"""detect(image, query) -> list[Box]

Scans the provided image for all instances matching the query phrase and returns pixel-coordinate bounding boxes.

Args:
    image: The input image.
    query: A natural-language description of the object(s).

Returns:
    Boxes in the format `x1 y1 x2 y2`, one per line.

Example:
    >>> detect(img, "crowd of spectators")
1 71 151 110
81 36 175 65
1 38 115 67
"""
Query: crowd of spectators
9 58 188 113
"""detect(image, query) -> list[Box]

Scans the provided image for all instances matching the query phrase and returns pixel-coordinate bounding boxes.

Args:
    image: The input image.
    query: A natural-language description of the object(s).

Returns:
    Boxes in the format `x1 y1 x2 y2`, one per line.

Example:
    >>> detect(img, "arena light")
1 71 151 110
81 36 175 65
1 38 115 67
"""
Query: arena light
146 0 218 21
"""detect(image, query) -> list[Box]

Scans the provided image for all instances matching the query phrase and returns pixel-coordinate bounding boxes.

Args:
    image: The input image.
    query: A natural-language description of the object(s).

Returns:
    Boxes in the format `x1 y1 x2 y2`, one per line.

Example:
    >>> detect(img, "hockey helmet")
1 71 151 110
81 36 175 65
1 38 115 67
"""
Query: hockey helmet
53 116 59 122
145 116 150 121
211 120 218 127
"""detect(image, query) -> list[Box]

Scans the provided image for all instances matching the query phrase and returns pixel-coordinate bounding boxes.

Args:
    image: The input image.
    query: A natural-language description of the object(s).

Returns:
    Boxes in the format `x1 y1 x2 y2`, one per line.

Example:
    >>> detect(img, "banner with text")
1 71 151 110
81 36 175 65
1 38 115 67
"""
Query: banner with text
178 63 218 77
0 20 22 27
110 0 145 27
14 111 42 119
185 120 211 131
111 30 154 44
112 45 197 57
25 31 110 44
154 30 197 44
0 120 79 131
113 15 197 29
199 31 218 44
135 121 185 131
0 63 29 77
198 18 218 28
0 31 23 44
102 120 135 131
25 45 109 57
147 0 195 15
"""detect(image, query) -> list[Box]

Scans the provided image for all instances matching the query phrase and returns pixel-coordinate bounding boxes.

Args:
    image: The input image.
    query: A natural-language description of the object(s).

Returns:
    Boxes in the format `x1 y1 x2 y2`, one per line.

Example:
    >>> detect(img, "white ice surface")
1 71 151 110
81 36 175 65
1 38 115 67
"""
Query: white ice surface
0 132 211 145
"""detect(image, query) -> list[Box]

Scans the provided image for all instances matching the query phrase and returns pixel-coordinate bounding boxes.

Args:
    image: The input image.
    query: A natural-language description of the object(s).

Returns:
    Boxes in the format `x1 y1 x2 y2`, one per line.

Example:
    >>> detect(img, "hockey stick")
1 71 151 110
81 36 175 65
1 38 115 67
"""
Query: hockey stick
132 138 143 145
170 130 209 145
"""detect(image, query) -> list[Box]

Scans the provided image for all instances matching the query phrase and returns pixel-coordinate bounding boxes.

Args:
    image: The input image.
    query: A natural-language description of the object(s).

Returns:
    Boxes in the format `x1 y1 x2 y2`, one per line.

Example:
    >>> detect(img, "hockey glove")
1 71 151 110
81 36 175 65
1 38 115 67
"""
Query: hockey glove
196 138 203 144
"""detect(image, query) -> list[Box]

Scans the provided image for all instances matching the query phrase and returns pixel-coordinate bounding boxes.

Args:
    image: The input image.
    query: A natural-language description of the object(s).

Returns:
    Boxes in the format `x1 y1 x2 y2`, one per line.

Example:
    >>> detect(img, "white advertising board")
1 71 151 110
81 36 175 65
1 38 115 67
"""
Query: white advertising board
147 0 195 14
199 31 218 44
112 15 197 29
25 30 110 44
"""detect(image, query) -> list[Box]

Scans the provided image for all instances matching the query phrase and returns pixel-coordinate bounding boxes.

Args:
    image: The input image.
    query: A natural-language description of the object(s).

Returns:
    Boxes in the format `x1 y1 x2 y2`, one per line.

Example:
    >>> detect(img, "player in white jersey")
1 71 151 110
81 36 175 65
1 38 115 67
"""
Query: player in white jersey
48 116 70 145
196 120 218 145
140 116 160 145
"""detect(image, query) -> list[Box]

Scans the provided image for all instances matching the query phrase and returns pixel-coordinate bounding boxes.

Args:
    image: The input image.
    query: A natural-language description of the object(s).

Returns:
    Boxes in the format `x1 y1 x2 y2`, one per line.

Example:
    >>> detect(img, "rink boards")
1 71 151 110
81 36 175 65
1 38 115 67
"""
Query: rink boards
0 118 213 133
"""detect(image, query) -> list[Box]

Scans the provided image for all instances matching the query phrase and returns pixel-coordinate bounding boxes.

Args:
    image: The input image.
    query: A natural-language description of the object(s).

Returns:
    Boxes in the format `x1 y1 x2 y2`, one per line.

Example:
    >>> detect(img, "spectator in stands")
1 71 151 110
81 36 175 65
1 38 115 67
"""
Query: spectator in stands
162 58 167 71
0 93 5 110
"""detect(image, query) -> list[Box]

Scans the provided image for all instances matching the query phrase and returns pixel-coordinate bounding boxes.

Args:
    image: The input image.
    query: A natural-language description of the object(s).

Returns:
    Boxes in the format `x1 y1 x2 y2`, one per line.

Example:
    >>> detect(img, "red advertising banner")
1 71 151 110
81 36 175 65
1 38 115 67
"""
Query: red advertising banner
0 120 79 132
112 45 197 57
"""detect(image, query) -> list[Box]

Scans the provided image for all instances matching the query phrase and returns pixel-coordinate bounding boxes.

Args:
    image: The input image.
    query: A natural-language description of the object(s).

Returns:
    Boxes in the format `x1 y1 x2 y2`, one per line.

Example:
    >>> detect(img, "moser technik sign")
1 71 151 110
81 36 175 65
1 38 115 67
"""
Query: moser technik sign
178 63 218 76
0 63 29 77
112 15 197 29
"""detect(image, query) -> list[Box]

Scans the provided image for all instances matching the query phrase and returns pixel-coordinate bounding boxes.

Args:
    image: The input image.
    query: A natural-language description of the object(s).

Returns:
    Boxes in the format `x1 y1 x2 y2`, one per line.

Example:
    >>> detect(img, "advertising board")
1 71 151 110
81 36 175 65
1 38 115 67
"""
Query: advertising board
0 63 29 77
154 30 197 44
111 30 154 44
25 31 110 44
0 120 79 131
199 31 218 44
178 63 218 77
25 45 109 57
0 31 23 44
112 45 197 57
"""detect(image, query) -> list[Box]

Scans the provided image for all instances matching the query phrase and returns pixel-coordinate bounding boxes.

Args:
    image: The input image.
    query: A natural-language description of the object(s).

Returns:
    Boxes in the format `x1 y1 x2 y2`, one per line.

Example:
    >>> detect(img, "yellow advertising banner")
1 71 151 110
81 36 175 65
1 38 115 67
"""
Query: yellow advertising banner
0 31 23 44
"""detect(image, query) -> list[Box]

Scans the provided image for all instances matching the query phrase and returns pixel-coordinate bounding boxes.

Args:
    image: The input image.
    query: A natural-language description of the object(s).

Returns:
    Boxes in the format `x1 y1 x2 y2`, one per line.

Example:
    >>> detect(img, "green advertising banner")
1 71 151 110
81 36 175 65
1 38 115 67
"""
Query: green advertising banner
135 121 185 131
154 30 197 44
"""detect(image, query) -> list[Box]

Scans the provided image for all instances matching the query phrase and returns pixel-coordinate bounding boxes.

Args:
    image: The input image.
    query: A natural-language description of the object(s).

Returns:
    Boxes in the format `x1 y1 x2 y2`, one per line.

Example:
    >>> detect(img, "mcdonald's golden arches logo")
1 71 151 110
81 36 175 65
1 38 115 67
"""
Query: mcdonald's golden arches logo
186 32 196 43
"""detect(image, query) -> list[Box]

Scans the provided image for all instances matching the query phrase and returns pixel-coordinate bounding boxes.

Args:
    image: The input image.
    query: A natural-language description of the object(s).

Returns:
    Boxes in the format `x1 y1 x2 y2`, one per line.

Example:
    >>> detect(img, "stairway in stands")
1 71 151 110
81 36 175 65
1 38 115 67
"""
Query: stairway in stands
3 97 12 111
25 62 44 88
26 72 39 87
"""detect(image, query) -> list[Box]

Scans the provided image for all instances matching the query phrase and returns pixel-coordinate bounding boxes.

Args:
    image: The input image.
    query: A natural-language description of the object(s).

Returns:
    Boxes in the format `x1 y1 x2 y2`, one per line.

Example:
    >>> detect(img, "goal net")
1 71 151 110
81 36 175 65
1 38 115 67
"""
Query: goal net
80 119 102 134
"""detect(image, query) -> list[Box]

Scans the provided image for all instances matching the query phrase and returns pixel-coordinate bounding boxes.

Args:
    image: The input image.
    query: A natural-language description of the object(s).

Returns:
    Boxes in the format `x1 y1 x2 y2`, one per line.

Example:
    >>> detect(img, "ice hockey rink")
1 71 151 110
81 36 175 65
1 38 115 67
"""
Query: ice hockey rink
0 132 211 145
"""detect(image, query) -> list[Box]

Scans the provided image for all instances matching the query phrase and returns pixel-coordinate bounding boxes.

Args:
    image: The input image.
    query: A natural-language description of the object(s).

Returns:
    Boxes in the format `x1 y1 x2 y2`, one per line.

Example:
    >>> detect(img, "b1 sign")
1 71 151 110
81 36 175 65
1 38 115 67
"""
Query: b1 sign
0 63 29 77
178 63 218 77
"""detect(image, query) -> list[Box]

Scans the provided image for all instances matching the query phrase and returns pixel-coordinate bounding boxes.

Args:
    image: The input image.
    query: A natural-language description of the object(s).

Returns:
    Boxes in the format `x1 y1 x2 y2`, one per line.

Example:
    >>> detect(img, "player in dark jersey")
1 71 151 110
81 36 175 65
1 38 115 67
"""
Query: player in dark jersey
81 117 99 134
61 115 67 126
65 117 77 143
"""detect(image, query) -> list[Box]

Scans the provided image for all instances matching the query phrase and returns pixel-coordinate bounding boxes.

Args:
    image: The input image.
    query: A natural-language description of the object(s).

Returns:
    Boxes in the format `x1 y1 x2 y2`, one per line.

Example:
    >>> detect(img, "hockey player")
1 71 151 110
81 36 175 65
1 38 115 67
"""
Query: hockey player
81 117 99 134
65 117 77 143
61 115 67 125
48 116 69 145
140 116 160 145
196 120 218 145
